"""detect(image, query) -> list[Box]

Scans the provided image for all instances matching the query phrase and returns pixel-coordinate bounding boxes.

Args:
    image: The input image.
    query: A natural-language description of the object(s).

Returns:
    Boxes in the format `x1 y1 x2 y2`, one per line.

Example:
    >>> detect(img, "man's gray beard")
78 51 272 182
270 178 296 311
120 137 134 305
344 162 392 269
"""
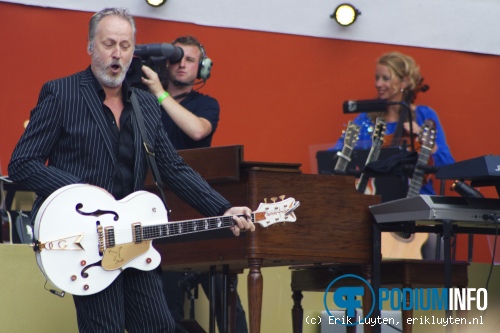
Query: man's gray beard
92 53 130 88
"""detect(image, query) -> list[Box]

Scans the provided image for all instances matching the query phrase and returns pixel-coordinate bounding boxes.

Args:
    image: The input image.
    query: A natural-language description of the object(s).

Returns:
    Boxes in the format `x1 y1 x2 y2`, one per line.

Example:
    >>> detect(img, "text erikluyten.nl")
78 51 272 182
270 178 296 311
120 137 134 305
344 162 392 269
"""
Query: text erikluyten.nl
329 315 484 327
407 315 483 326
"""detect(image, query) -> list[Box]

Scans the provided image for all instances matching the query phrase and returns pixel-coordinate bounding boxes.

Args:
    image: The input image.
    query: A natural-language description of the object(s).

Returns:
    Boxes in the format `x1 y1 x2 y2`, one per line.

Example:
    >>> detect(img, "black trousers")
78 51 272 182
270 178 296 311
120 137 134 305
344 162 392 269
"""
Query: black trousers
73 268 175 333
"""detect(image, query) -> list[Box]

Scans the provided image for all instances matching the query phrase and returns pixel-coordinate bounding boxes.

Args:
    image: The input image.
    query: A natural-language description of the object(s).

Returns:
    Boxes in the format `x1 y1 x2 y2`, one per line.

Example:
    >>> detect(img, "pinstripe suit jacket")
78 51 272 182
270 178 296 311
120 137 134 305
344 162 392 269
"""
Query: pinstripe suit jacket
8 67 230 217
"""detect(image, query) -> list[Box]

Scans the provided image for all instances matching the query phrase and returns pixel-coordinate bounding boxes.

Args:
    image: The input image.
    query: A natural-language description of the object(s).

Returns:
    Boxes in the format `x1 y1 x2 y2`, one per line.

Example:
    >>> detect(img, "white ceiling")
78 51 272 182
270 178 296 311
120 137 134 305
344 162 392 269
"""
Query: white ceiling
2 0 498 55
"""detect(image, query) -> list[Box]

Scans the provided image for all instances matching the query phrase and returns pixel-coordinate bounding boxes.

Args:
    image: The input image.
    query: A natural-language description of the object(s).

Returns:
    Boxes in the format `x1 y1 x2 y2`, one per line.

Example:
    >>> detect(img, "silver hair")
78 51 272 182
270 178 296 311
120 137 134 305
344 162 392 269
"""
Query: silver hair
88 7 136 51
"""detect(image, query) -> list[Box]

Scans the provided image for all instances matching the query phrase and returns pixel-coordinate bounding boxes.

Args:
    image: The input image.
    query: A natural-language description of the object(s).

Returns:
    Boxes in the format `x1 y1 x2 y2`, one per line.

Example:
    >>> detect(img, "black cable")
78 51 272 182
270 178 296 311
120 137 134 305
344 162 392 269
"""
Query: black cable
172 80 206 100
485 216 499 291
475 212 500 322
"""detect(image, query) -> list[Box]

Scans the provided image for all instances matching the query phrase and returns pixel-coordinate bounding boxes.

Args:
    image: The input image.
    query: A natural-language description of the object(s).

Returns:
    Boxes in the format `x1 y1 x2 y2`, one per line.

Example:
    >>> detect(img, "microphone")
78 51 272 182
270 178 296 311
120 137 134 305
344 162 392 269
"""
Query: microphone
451 180 484 198
134 43 184 64
343 99 389 113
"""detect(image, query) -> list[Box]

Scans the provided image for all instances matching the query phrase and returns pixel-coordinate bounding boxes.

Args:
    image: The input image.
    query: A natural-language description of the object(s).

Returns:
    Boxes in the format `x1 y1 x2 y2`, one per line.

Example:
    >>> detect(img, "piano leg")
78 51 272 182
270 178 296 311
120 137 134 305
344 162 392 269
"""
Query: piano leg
291 290 303 333
247 258 264 333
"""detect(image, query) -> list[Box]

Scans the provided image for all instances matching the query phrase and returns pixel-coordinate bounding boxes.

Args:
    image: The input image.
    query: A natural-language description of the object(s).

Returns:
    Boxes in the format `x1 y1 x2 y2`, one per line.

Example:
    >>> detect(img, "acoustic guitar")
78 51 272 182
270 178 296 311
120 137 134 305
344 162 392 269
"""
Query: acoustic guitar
334 120 361 173
382 119 436 259
356 118 386 194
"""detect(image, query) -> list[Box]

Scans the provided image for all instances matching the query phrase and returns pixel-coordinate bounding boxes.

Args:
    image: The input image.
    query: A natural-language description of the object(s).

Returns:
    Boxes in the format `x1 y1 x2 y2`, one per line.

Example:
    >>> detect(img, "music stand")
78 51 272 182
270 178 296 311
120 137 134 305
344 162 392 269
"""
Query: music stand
317 148 409 202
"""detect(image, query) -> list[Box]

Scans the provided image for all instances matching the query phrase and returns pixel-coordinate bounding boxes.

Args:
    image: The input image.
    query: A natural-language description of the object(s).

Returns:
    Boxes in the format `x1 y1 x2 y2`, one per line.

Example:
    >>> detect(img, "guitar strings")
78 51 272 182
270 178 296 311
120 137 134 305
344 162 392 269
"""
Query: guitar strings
39 214 256 248
100 214 255 242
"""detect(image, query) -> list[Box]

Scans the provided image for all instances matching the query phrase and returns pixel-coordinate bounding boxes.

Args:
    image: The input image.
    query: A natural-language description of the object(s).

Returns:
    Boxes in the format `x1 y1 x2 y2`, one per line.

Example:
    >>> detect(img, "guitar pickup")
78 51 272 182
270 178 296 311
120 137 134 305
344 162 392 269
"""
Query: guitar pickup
104 226 115 248
132 222 143 243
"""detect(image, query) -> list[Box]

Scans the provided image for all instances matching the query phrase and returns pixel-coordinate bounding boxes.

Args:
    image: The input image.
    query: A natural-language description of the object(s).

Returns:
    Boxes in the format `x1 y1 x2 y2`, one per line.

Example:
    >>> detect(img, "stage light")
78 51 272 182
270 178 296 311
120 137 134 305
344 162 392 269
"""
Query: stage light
331 3 361 26
146 0 167 7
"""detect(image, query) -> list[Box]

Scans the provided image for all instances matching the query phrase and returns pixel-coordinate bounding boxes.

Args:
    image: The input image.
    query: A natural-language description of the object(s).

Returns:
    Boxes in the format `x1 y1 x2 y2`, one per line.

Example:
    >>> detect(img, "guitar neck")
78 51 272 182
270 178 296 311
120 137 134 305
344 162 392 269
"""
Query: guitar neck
140 214 256 241
406 147 432 198
356 145 382 193
335 146 354 172
335 121 360 173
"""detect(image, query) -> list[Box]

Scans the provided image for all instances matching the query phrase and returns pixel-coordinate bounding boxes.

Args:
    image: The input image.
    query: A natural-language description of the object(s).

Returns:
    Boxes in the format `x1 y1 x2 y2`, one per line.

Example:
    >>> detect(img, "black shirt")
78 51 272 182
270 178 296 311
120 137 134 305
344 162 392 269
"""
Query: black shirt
92 74 135 200
161 90 220 150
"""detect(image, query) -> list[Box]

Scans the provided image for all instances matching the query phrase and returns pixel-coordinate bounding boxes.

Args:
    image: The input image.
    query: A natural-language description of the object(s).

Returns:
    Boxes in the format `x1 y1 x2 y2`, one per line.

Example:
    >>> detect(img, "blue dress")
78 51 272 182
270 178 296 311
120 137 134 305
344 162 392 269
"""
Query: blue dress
330 105 455 195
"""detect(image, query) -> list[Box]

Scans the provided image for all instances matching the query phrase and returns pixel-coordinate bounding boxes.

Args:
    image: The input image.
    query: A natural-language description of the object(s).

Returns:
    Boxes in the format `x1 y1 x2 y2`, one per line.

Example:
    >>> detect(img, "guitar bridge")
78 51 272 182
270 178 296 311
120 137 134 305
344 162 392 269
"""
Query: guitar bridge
97 222 104 255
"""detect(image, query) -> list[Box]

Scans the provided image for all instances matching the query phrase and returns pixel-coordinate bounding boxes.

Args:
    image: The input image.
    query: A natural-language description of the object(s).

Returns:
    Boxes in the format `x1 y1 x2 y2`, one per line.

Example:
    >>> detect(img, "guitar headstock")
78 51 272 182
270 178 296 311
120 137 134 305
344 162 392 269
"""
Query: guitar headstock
253 196 300 227
417 119 436 150
343 120 361 149
372 117 386 146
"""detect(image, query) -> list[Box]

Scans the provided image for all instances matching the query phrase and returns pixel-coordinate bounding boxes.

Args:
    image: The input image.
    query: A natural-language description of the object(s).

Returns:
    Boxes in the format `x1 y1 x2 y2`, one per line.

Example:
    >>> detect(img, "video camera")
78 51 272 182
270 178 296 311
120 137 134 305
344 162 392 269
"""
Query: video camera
125 43 184 90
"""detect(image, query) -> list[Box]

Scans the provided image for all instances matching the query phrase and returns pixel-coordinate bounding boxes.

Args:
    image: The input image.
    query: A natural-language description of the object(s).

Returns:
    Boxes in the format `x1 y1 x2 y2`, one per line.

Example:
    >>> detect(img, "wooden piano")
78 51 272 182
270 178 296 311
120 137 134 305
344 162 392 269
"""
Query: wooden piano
145 145 380 333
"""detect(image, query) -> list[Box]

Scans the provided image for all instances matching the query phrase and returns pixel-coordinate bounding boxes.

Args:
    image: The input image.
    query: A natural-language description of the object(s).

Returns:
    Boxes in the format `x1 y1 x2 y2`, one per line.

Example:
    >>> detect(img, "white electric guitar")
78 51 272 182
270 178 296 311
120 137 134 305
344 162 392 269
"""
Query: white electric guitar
33 184 300 296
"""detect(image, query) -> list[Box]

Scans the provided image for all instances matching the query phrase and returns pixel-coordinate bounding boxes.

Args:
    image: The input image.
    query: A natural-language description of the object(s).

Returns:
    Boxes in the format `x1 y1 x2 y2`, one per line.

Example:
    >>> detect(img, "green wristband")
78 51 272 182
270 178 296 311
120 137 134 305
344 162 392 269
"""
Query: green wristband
157 91 169 104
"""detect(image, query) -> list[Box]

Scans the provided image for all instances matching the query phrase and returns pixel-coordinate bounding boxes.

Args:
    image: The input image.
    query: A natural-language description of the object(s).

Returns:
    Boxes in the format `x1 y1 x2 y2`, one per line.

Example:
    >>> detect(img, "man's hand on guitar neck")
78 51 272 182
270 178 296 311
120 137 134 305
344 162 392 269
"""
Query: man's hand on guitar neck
224 206 255 236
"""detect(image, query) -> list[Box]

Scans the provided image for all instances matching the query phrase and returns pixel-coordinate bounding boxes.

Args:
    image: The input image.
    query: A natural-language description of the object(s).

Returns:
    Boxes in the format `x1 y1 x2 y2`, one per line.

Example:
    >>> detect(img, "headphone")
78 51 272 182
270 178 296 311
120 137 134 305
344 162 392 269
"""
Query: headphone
197 44 213 81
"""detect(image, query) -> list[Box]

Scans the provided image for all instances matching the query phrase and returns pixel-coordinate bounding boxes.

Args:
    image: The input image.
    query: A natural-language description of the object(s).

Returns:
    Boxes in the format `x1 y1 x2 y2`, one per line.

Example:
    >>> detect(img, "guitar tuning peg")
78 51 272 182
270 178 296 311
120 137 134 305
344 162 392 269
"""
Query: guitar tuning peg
279 195 285 201
271 197 277 203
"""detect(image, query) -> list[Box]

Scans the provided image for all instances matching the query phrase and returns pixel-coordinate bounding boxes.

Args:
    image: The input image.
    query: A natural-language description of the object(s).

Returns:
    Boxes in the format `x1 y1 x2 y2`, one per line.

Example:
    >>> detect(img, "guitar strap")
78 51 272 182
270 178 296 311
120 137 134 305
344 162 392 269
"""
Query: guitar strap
130 91 171 217
391 102 415 151
390 108 407 146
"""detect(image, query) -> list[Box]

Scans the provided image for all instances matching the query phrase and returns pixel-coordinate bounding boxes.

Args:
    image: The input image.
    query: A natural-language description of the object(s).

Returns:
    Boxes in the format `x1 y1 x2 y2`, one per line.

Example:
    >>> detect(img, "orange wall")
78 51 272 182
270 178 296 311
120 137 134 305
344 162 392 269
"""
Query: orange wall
1 2 499 262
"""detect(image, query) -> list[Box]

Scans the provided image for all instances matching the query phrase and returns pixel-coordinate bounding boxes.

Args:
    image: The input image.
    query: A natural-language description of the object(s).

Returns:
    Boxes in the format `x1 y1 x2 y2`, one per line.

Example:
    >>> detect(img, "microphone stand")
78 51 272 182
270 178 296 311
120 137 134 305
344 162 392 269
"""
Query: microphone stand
342 99 415 151
390 101 415 152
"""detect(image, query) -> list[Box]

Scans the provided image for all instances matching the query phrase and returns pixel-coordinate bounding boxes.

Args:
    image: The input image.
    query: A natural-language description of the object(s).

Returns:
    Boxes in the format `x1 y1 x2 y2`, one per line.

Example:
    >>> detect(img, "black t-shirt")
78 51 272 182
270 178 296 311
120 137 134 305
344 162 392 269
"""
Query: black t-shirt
161 91 220 150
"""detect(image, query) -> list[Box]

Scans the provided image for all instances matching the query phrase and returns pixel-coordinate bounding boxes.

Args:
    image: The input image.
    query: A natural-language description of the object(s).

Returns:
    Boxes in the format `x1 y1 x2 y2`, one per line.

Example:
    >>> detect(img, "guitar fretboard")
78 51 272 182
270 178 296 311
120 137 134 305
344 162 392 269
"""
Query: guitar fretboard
406 147 432 198
356 118 386 193
335 122 360 173
141 214 255 241
335 147 354 172
356 145 382 193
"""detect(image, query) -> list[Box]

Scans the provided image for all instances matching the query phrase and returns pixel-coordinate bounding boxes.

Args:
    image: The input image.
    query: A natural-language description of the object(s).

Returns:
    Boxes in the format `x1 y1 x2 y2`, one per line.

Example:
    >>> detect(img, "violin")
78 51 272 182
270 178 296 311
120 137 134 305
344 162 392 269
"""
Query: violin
379 83 435 187
381 83 429 152
382 117 422 152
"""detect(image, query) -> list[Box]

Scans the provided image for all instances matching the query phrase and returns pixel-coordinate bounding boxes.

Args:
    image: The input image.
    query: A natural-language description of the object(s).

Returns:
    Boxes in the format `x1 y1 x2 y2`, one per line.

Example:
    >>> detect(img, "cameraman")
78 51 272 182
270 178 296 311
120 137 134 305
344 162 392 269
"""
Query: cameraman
141 35 248 333
141 35 218 149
